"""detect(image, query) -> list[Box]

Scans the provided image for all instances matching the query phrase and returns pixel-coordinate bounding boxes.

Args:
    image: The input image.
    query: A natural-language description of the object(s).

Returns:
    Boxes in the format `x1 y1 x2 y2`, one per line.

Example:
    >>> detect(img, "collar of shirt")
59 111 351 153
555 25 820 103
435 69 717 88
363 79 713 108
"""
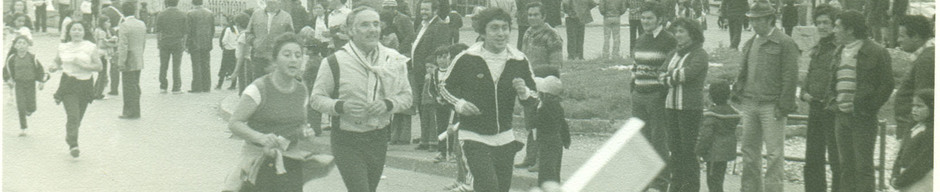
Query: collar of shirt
331 5 349 15
348 42 380 68
480 47 509 82
531 22 551 30
650 25 664 38
758 28 776 38
464 42 526 60
844 39 863 51
914 38 935 56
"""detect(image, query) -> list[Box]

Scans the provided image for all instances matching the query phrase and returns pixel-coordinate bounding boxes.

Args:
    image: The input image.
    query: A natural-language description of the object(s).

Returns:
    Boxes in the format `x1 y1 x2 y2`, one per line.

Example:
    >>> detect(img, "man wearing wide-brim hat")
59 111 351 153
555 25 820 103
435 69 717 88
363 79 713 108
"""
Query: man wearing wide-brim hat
730 2 801 192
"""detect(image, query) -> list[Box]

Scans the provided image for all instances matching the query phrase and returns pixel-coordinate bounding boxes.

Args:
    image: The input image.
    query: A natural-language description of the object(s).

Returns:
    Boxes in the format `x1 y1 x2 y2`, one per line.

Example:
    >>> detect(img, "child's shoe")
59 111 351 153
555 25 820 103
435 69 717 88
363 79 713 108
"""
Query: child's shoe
69 147 80 158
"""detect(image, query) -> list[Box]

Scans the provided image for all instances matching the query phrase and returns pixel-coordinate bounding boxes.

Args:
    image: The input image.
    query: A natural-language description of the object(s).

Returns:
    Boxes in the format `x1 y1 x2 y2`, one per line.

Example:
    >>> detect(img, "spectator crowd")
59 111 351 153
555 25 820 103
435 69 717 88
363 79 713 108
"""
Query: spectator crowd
3 0 934 191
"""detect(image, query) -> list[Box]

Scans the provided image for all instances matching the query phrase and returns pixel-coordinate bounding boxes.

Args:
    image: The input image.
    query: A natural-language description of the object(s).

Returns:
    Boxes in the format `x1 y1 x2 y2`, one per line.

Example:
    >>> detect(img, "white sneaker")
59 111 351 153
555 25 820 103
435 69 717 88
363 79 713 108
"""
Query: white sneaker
18 129 26 137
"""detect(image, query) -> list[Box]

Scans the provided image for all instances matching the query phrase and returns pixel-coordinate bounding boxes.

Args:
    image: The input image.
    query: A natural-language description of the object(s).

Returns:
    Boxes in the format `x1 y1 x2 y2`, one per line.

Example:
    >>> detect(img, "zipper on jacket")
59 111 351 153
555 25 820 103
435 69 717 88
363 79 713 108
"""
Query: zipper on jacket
493 84 500 133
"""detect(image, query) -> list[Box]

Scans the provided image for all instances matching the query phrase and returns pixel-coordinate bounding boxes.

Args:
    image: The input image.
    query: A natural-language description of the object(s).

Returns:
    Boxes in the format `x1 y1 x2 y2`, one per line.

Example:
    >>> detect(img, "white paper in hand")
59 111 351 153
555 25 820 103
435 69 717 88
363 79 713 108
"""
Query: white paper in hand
562 118 666 192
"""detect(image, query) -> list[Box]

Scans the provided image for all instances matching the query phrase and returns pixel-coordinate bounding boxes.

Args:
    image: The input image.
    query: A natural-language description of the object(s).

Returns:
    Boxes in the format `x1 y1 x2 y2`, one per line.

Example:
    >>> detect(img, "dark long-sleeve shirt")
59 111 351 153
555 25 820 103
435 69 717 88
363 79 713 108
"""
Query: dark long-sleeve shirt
155 7 189 50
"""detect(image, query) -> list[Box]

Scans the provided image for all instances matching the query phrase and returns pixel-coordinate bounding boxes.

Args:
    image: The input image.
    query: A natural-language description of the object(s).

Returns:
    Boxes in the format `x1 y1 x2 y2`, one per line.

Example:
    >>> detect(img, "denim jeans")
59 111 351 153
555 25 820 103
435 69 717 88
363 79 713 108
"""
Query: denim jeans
739 99 786 192
835 111 877 192
602 16 621 59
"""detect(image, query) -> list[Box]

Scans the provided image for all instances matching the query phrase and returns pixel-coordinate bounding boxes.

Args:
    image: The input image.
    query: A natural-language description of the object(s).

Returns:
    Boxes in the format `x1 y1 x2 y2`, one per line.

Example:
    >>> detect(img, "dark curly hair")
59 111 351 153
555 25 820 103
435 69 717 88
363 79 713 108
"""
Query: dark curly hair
472 8 512 35
638 1 667 18
899 15 934 39
63 21 94 43
670 18 705 47
709 82 731 105
836 10 869 39
813 4 841 21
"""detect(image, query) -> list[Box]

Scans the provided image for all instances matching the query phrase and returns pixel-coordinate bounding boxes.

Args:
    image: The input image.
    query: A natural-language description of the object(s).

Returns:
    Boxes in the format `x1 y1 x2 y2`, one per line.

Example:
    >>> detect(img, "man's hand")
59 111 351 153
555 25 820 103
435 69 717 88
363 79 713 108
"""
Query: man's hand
48 65 61 73
37 82 44 90
343 101 367 115
512 78 528 96
367 100 388 114
5 81 14 88
801 93 814 101
457 101 482 116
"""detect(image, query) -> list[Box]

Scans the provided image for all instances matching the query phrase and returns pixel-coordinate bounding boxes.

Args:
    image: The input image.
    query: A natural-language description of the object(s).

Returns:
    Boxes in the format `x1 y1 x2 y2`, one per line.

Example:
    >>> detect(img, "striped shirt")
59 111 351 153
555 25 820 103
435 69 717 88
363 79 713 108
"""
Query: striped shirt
835 40 863 113
664 52 691 109
631 26 676 93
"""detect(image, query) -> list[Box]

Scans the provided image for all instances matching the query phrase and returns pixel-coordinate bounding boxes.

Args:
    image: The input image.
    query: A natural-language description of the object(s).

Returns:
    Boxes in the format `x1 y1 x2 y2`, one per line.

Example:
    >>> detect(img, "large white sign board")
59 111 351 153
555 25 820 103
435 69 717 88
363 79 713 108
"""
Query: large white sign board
562 118 666 192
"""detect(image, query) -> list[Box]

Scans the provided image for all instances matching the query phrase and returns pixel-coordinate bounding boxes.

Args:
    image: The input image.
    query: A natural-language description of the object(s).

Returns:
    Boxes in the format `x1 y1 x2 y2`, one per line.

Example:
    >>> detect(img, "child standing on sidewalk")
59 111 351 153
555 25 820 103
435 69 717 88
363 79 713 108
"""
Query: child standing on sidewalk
430 43 469 162
4 35 48 136
696 82 740 192
532 67 571 185
437 43 473 192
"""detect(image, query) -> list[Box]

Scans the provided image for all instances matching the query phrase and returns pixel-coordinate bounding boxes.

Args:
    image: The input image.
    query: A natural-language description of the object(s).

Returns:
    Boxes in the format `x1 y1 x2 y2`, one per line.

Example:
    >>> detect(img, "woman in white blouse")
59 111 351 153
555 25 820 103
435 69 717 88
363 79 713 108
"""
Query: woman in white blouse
51 21 102 158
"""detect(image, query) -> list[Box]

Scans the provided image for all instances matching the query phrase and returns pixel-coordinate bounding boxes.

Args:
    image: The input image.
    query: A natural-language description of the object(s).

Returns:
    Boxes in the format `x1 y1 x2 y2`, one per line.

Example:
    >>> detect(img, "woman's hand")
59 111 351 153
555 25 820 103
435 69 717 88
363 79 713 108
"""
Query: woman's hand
254 133 279 148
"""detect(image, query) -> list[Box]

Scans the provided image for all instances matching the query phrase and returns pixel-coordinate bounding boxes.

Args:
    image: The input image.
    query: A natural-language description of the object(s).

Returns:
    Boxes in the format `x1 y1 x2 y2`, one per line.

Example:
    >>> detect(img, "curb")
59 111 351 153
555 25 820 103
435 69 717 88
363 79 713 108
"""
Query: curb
217 94 541 191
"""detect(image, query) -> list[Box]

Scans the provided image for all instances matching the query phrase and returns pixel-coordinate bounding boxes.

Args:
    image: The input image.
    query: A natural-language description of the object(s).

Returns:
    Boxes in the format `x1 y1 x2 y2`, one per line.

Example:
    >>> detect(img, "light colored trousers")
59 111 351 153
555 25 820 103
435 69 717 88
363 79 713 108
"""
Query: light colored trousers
602 16 621 59
739 99 786 192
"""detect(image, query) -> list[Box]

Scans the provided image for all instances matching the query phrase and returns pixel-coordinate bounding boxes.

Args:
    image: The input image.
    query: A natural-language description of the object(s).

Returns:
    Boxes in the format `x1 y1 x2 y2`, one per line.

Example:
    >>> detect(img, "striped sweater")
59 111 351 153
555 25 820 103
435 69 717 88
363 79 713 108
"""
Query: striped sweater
835 40 863 113
631 27 677 93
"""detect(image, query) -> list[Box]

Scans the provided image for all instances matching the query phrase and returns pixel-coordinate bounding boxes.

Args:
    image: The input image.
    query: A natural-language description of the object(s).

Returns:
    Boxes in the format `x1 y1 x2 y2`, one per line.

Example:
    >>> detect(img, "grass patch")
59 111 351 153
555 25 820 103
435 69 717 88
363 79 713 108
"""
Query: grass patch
555 46 910 125
559 58 633 119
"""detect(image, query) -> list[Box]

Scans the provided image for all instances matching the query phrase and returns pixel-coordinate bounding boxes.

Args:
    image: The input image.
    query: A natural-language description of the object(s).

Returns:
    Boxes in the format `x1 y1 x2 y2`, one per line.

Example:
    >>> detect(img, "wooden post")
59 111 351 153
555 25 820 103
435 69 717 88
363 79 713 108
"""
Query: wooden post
879 119 888 190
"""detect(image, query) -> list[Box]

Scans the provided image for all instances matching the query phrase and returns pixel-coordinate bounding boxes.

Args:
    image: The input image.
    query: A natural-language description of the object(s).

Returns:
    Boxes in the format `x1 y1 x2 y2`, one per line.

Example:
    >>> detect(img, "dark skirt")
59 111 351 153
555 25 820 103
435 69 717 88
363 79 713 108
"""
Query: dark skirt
54 73 96 104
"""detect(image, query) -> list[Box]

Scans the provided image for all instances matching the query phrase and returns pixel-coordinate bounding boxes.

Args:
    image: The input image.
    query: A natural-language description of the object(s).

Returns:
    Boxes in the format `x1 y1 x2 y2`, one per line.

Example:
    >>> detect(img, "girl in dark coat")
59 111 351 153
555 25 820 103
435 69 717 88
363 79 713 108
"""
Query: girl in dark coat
4 36 48 136
892 89 933 191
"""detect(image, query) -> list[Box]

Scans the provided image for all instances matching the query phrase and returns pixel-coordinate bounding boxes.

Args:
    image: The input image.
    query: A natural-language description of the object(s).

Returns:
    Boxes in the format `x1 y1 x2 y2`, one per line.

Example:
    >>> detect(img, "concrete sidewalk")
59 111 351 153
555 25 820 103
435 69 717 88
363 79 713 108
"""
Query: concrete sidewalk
219 94 803 191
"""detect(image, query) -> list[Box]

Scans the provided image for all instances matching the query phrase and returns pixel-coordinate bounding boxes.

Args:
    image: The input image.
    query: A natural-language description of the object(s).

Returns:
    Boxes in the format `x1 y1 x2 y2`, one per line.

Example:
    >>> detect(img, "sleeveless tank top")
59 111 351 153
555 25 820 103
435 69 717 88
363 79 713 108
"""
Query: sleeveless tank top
246 75 308 140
